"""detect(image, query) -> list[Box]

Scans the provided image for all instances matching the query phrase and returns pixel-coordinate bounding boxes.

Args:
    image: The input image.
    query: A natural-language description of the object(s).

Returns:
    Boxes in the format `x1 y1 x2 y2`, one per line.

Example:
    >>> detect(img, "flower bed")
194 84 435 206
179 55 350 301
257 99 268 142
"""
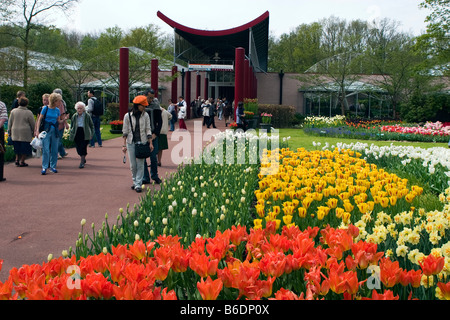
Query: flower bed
1 131 449 300
304 117 450 143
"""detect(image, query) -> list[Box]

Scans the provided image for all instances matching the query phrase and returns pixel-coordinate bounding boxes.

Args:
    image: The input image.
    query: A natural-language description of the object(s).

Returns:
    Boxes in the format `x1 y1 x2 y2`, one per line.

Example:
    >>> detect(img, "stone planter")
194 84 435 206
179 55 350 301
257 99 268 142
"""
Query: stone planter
259 123 272 132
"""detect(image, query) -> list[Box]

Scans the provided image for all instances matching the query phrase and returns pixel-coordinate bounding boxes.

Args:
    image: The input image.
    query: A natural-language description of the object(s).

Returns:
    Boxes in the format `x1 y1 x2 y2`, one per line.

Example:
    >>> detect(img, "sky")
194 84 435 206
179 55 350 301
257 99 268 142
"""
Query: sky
52 0 431 38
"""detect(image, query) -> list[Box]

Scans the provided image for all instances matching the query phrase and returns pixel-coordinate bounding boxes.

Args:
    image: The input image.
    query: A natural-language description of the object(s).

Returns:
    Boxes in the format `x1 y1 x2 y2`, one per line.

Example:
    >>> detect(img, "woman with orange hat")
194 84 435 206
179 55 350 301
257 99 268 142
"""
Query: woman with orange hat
122 95 154 193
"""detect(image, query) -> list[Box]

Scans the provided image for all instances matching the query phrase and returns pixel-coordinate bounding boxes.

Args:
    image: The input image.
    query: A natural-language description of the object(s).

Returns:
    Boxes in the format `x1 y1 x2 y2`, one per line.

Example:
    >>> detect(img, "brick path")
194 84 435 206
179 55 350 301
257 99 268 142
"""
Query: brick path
0 118 228 281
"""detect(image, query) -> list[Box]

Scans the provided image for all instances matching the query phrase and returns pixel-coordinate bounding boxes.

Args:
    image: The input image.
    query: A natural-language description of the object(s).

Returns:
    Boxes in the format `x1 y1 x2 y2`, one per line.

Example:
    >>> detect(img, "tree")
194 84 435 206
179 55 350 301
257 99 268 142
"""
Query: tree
0 0 79 89
301 17 367 115
417 0 449 75
365 19 420 118
268 23 324 73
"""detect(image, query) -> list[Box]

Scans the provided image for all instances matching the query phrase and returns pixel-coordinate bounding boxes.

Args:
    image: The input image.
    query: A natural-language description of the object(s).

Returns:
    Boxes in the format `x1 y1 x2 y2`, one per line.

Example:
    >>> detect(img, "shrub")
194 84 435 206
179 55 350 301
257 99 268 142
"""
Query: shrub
257 104 295 128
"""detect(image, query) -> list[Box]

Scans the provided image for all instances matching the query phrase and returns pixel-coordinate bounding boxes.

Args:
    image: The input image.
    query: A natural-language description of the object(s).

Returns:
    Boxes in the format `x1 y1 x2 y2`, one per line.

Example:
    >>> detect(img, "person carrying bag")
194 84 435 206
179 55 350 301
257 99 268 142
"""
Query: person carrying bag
122 95 153 193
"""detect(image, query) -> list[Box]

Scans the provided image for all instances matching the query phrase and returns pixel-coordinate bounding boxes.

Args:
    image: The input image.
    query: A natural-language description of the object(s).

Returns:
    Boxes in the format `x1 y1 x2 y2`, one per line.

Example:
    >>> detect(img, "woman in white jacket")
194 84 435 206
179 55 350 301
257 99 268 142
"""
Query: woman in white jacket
122 95 154 193
177 96 187 130
158 107 172 166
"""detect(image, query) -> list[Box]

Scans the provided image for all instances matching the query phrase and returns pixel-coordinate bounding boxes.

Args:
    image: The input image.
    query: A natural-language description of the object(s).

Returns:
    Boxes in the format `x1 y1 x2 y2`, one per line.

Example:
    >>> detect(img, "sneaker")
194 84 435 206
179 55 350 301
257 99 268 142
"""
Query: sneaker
79 162 85 169
41 169 47 175
153 177 162 184
135 187 142 193
50 168 58 173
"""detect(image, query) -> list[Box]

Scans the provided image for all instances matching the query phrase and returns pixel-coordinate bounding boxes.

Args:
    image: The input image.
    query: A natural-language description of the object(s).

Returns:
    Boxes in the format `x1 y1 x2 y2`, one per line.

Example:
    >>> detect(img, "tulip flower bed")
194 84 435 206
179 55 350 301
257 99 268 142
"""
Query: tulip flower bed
1 131 449 300
303 117 450 143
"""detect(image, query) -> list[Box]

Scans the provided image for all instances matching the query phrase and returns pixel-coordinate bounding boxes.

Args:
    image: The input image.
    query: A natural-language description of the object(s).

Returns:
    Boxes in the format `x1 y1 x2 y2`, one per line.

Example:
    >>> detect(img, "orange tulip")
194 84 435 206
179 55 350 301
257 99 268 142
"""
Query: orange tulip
379 258 402 288
128 240 147 261
189 253 219 278
197 276 223 300
437 282 450 300
419 254 445 276
362 289 399 300
0 278 13 300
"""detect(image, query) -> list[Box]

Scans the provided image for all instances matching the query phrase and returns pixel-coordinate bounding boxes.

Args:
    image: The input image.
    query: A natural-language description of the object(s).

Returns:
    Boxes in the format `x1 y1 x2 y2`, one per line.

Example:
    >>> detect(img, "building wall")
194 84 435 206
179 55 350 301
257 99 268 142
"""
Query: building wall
256 72 305 114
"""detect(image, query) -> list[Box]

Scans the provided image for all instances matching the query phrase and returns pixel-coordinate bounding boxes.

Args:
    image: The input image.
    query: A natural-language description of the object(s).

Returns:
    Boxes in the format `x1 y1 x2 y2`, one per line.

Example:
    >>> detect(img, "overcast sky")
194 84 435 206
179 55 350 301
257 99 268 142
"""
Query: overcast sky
53 0 430 37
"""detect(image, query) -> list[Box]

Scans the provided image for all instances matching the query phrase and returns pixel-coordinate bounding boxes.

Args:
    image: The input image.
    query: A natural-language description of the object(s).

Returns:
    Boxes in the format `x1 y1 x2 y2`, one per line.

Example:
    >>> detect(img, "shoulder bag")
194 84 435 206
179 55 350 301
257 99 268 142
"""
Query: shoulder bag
129 112 151 159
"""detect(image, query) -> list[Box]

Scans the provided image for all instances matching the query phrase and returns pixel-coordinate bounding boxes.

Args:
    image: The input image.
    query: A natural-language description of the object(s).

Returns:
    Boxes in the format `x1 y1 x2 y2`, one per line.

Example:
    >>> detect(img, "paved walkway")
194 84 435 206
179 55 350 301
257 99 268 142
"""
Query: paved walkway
0 117 229 281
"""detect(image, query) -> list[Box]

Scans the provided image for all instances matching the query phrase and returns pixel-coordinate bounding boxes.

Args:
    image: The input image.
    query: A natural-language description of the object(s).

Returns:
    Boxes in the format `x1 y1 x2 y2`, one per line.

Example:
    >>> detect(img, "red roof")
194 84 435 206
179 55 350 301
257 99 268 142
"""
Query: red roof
157 11 269 72
157 11 269 37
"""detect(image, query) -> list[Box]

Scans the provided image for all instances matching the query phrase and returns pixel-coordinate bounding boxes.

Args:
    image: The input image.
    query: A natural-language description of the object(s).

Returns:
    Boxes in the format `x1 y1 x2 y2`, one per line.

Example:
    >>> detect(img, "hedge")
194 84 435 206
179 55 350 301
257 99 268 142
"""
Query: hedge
257 104 296 128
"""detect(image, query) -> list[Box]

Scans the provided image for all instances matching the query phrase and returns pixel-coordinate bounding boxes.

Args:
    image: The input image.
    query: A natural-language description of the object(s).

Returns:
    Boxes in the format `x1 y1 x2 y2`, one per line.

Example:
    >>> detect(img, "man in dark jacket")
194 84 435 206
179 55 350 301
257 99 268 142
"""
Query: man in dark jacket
143 88 162 184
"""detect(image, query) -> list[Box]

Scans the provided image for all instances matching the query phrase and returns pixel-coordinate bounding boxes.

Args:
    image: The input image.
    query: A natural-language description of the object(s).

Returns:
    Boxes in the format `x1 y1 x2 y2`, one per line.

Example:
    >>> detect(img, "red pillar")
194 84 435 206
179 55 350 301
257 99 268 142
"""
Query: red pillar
171 66 178 102
234 47 245 120
186 71 191 119
119 47 129 120
151 59 158 99
204 77 209 100
196 73 201 100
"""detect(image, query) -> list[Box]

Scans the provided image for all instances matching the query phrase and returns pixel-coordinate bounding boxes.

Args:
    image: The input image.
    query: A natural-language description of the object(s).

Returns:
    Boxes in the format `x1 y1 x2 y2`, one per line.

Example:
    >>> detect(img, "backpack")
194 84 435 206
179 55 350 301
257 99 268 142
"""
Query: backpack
91 97 103 116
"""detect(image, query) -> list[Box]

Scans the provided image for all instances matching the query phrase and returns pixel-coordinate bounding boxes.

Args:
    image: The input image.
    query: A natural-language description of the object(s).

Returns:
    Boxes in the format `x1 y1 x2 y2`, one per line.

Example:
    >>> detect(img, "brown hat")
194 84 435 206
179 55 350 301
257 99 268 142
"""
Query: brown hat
133 95 149 106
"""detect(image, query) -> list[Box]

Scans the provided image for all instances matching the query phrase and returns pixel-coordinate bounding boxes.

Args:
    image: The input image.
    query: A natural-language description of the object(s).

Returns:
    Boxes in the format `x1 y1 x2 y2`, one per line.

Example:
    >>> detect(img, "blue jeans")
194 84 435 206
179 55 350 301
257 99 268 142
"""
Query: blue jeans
90 116 102 146
42 126 58 170
143 137 159 182
170 119 175 131
58 128 66 156
127 143 145 188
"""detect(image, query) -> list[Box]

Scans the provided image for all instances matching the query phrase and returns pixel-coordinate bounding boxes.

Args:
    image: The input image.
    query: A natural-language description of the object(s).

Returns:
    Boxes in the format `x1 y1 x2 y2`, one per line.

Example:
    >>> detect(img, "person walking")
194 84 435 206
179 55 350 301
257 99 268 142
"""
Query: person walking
7 97 35 167
202 99 210 127
158 106 172 167
208 98 217 128
35 92 68 175
0 100 8 182
143 88 163 185
53 88 69 158
11 91 25 111
122 95 153 193
217 98 224 121
224 101 233 126
236 101 246 131
69 102 94 169
178 96 187 130
167 99 177 132
87 90 102 148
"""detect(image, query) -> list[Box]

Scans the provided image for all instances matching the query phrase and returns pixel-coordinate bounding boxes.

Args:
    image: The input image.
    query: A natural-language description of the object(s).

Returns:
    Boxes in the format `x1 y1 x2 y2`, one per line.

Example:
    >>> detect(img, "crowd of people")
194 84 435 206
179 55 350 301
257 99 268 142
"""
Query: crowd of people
0 88 248 189
0 89 104 181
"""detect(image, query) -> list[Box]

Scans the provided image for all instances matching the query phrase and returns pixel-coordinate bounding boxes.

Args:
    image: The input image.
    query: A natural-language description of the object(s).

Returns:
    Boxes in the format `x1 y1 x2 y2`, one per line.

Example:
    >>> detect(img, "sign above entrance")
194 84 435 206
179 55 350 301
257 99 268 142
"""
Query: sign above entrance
188 64 234 72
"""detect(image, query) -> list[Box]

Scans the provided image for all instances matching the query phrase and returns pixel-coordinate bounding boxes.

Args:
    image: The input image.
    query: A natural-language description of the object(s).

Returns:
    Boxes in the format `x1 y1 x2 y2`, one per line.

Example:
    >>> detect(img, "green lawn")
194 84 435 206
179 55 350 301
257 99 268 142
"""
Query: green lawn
277 128 450 150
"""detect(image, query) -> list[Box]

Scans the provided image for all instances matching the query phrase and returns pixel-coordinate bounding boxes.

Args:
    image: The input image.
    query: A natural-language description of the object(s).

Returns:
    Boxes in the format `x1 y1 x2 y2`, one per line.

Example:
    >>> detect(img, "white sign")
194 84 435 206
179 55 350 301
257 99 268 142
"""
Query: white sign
188 64 234 71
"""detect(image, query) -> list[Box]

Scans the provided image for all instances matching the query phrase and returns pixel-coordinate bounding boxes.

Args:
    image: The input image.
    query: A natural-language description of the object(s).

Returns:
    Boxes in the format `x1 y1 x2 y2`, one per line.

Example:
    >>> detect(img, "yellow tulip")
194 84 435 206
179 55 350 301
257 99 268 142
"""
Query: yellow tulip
298 207 307 218
343 212 351 224
389 196 397 206
378 197 388 208
326 198 338 209
343 201 354 212
335 207 344 219
283 215 293 225
302 197 313 209
253 219 263 230
357 202 369 214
